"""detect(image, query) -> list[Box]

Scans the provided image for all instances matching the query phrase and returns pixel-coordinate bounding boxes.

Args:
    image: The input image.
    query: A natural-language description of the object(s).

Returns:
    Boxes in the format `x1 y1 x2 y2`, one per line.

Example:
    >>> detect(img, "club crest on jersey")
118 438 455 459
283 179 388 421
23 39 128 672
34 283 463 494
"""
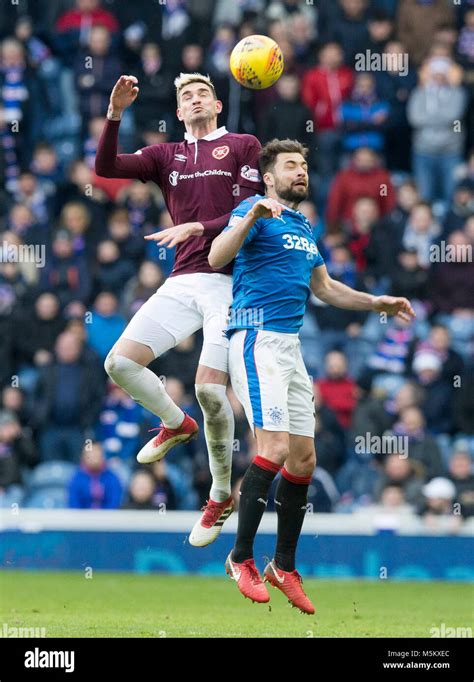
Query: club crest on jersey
212 145 230 160
265 406 285 425
241 165 261 183
169 170 179 186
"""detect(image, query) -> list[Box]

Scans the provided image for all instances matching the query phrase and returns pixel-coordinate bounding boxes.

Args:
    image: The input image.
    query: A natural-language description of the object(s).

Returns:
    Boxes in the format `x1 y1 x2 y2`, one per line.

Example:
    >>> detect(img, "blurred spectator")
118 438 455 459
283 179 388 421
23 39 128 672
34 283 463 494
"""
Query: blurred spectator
15 292 66 369
341 72 390 152
39 229 91 307
412 351 454 435
58 201 99 265
54 0 120 68
443 181 474 236
397 0 455 67
302 42 354 178
374 454 425 507
134 42 174 133
95 382 143 463
121 261 164 321
33 331 104 462
316 351 358 429
0 410 37 490
87 292 126 362
389 248 430 302
149 460 178 511
346 196 380 273
1 386 30 428
413 324 464 384
154 334 202 394
321 0 370 64
375 40 417 170
407 56 467 205
68 440 123 508
74 25 122 132
402 202 440 268
260 74 313 152
448 446 474 519
121 469 157 510
390 406 443 478
93 240 135 297
106 208 144 265
119 181 163 236
418 476 461 533
429 230 474 314
326 147 396 232
313 383 347 476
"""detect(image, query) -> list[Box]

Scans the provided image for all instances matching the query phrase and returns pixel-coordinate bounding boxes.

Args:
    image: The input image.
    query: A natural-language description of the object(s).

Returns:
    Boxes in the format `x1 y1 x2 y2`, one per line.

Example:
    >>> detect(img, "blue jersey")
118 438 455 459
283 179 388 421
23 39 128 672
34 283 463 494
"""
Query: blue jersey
225 194 325 334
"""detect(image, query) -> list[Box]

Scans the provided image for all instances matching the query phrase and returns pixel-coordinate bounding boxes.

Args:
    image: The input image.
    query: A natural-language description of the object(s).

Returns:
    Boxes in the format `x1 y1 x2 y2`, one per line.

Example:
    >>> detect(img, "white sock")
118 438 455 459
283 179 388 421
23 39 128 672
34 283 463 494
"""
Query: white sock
195 383 234 503
105 353 184 429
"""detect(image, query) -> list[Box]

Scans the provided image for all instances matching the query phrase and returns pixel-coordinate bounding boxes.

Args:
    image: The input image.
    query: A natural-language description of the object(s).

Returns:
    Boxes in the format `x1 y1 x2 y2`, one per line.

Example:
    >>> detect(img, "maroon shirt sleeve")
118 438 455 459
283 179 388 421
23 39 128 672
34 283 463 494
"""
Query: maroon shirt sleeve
200 135 263 238
95 119 162 182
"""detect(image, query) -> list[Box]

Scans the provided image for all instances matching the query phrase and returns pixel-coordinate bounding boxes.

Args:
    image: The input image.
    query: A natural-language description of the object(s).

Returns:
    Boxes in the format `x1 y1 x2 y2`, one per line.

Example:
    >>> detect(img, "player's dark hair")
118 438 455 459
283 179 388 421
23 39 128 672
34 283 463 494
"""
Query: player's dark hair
259 139 308 176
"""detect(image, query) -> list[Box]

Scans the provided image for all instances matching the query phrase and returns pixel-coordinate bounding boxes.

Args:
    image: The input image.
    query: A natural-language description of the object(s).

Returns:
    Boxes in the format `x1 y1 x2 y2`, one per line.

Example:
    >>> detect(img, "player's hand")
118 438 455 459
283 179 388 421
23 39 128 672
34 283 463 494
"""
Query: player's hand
108 75 139 117
145 222 204 248
372 296 416 322
249 198 283 220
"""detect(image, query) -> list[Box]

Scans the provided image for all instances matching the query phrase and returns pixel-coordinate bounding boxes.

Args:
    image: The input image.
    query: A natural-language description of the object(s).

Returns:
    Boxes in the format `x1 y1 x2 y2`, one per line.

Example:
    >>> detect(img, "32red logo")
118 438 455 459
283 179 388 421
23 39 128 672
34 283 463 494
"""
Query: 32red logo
212 145 230 160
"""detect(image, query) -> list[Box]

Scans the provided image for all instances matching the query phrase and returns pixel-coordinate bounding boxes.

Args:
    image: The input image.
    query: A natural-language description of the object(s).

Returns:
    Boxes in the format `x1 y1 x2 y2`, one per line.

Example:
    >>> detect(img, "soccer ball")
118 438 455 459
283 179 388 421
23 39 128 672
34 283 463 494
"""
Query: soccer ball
230 35 284 90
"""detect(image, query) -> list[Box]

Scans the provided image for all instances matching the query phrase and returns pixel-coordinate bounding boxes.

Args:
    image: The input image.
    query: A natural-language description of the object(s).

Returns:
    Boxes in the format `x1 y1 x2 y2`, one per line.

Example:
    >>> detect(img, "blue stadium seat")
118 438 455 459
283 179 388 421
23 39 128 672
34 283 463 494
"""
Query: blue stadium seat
27 461 76 491
24 486 68 509
0 485 24 508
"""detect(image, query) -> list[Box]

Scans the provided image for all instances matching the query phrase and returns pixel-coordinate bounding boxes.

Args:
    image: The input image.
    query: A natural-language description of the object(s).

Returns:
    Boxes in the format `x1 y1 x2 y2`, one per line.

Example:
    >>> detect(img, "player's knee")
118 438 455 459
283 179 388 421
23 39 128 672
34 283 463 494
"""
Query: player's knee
104 351 117 380
104 352 135 386
290 449 316 478
195 384 226 419
260 435 290 464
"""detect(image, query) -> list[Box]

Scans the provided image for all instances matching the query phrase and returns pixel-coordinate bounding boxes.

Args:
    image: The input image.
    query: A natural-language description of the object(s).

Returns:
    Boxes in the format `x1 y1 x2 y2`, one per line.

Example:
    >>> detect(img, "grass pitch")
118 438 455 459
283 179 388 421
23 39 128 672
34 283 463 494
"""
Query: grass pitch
0 571 472 638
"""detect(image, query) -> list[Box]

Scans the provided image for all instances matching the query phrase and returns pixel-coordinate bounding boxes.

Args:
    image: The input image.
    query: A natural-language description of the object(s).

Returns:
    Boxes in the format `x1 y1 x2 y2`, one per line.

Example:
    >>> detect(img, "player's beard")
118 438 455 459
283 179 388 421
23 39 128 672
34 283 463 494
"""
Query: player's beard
275 180 308 206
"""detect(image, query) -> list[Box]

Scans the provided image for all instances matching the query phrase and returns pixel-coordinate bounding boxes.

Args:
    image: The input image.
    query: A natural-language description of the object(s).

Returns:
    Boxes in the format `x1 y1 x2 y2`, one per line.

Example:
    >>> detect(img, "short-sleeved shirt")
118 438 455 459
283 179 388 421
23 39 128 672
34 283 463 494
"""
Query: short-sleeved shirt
224 194 325 334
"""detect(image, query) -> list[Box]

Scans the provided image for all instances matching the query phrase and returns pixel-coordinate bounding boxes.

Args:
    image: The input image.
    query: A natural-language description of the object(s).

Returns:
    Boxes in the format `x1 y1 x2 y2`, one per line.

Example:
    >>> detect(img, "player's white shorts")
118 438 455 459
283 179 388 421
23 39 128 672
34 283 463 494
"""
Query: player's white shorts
229 329 316 437
121 273 232 372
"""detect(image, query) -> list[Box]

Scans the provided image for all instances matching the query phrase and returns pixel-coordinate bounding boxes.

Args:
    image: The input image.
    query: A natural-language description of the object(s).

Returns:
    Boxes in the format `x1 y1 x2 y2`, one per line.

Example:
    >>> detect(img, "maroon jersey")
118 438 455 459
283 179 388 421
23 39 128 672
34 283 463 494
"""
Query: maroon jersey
96 121 263 276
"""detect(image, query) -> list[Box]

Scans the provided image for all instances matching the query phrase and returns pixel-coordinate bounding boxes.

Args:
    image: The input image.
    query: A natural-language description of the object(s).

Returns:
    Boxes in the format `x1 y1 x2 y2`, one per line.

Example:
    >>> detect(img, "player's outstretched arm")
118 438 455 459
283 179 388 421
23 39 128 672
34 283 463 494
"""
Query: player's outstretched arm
208 198 282 269
95 75 156 180
310 264 416 322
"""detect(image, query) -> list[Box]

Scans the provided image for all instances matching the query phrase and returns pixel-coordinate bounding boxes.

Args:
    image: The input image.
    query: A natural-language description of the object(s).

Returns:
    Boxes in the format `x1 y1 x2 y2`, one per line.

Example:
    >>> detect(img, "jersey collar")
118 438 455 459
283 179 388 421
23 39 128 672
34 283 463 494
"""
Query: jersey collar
184 126 228 143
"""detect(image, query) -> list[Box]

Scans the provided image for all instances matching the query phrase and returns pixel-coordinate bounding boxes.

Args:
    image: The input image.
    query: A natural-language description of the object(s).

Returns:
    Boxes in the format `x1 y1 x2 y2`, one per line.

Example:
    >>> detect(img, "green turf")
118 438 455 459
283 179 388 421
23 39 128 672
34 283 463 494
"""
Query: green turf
0 571 472 638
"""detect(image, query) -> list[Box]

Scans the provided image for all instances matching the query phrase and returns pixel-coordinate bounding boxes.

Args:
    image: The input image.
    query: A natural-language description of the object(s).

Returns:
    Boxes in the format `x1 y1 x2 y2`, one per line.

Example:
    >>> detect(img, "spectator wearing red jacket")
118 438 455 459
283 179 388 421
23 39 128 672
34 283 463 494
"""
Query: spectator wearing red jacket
326 146 396 233
54 0 120 67
316 351 358 429
302 42 354 178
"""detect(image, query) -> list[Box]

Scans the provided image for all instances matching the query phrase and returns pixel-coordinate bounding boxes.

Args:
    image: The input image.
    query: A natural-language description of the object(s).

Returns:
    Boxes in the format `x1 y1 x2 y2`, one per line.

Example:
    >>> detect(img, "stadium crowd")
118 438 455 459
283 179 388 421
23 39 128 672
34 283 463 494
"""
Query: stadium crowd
0 0 473 529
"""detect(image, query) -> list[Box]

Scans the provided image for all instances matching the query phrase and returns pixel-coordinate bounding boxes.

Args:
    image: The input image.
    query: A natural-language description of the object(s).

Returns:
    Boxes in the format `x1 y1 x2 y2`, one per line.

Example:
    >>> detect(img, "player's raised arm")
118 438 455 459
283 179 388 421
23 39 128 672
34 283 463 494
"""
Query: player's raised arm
95 75 155 181
310 263 416 321
208 198 282 269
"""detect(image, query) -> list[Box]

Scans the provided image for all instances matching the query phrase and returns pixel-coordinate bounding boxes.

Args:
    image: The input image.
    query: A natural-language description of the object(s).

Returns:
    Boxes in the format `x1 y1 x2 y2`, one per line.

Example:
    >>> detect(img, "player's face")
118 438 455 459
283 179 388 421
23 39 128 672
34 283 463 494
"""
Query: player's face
269 153 309 205
177 83 222 126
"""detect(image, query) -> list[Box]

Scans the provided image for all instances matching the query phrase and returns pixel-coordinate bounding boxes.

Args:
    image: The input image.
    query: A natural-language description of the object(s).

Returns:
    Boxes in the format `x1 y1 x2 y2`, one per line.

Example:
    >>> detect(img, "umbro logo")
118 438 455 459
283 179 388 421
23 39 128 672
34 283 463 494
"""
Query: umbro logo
175 154 187 162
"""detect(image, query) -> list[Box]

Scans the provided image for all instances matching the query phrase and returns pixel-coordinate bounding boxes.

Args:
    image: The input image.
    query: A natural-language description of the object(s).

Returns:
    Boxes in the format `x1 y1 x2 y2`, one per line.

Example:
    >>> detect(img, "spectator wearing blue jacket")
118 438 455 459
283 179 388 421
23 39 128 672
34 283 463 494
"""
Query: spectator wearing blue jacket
341 72 390 152
95 382 143 463
87 292 126 362
68 440 122 509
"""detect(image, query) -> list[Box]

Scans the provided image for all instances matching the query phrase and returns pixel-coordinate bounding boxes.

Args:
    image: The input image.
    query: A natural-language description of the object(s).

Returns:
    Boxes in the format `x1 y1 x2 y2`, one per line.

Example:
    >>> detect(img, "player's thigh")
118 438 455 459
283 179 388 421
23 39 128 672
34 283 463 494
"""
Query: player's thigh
229 329 291 436
198 273 233 375
120 279 203 359
287 344 316 440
